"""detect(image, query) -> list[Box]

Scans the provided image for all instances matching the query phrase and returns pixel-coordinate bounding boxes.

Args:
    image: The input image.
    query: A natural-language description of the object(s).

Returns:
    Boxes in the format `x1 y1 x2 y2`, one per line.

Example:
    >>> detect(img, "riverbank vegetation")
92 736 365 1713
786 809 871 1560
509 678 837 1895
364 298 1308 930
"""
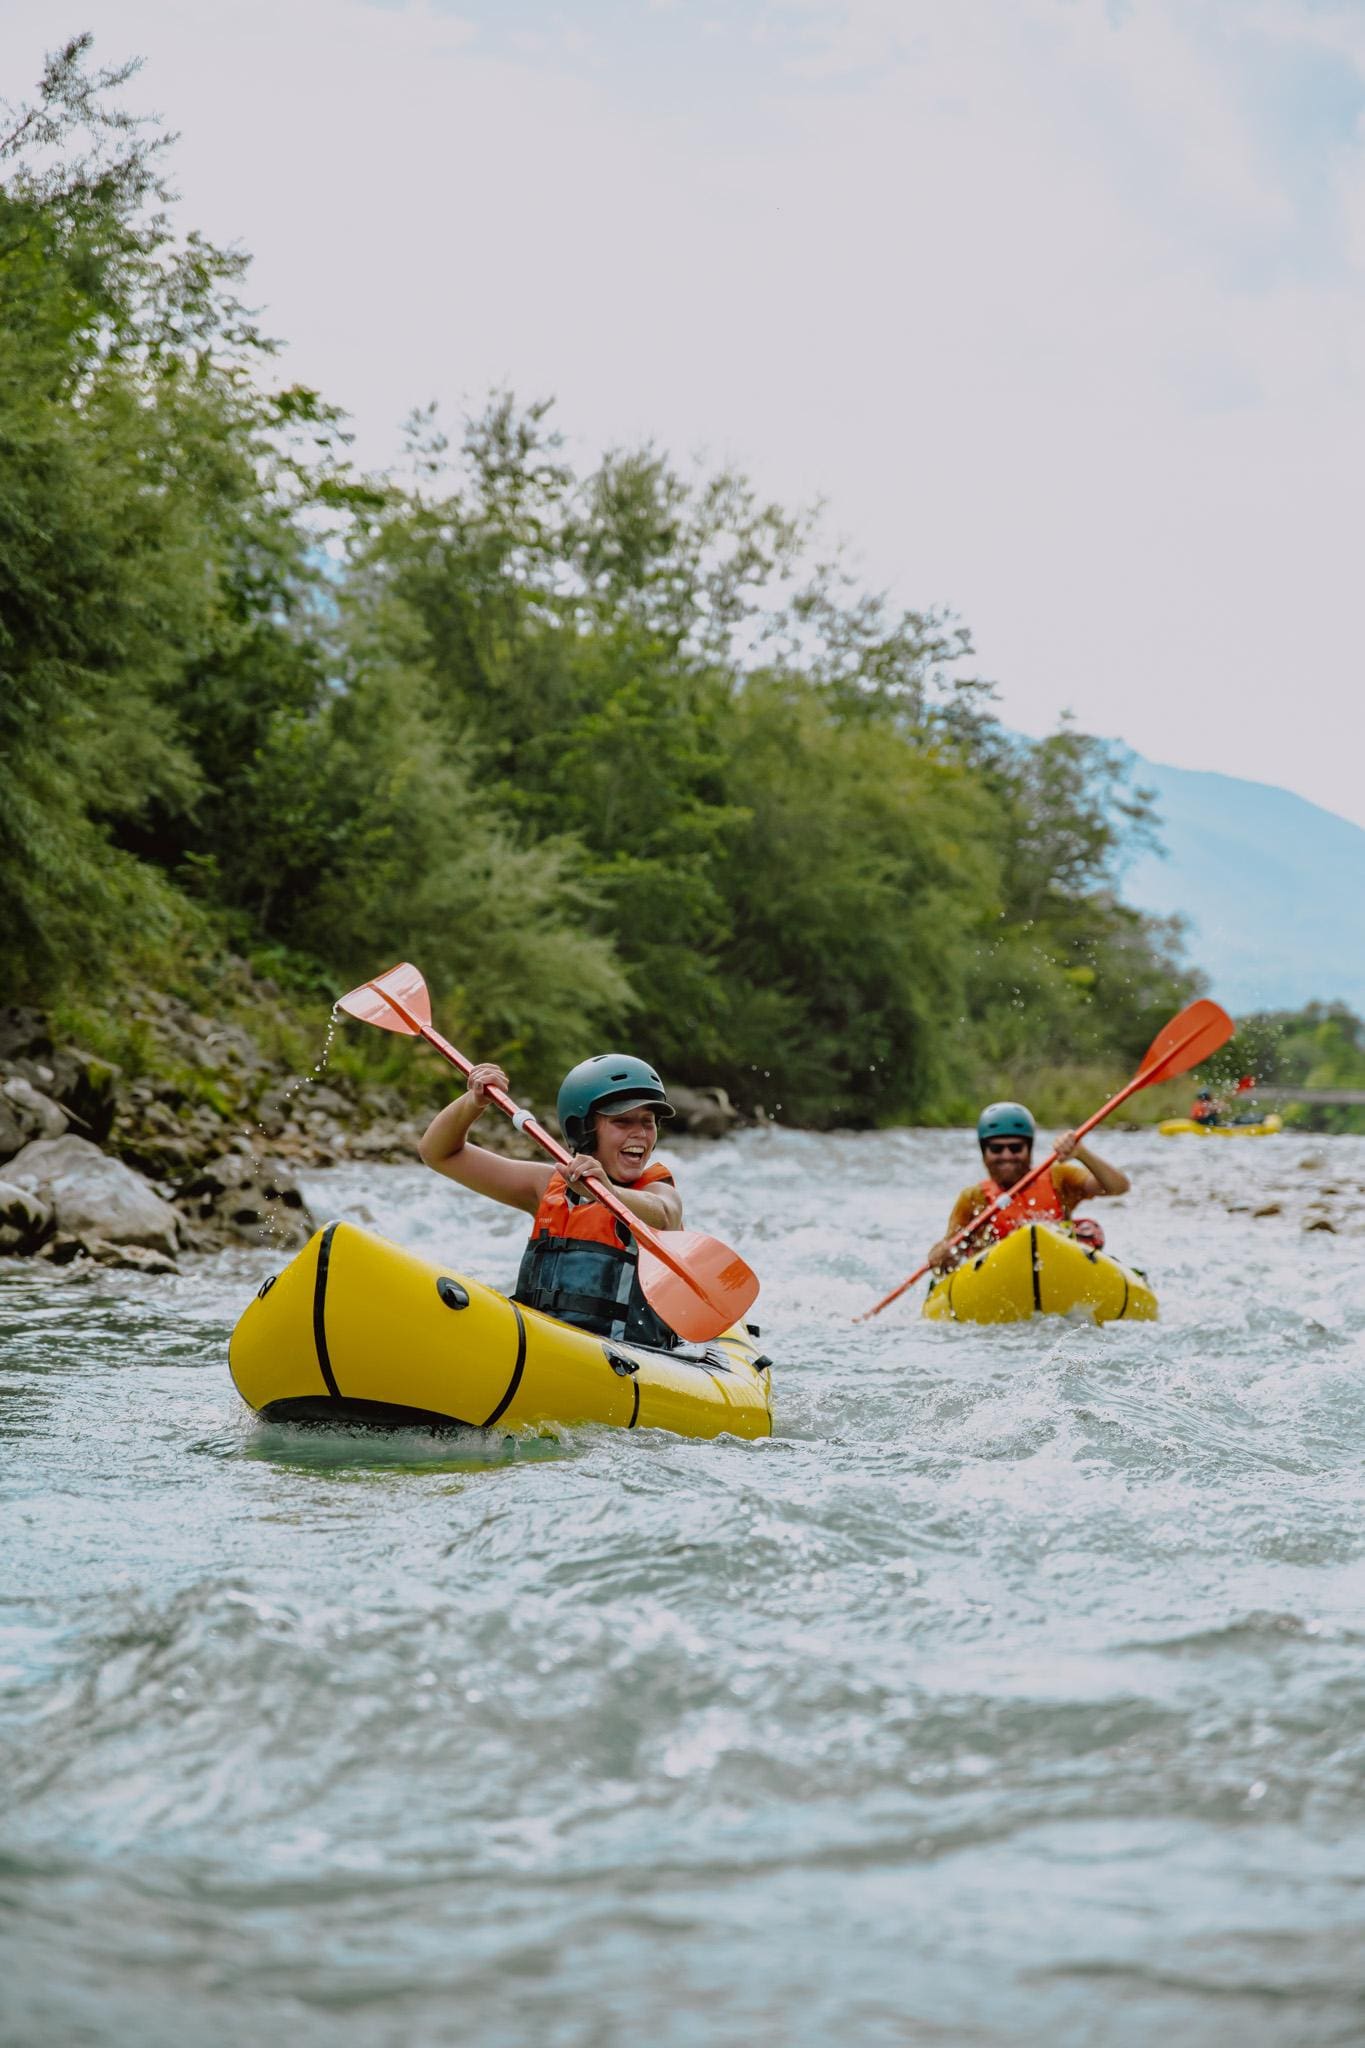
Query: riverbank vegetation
10 38 1346 1133
1221 1005 1365 1135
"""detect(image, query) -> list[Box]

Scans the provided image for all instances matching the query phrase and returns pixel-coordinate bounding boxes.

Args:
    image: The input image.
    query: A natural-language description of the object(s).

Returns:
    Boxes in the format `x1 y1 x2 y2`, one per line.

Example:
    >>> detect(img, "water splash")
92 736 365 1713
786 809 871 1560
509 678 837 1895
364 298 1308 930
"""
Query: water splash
236 1007 343 1254
261 1005 341 1123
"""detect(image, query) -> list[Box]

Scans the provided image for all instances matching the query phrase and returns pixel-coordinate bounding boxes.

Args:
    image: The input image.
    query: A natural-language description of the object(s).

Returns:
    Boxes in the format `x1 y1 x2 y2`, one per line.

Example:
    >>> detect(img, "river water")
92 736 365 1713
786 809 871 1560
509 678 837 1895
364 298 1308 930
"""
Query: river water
3 1126 1364 2046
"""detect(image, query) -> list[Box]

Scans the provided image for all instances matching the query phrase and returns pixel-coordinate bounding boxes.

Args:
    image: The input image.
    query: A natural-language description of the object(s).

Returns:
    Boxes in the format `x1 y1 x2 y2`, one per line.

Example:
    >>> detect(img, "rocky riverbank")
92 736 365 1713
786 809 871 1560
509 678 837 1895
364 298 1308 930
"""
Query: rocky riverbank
0 997 744 1275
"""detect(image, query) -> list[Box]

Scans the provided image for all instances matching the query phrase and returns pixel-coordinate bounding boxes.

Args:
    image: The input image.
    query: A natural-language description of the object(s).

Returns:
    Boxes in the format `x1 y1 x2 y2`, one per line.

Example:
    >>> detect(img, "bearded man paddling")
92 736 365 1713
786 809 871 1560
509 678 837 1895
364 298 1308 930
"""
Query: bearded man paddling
926 1101 1130 1275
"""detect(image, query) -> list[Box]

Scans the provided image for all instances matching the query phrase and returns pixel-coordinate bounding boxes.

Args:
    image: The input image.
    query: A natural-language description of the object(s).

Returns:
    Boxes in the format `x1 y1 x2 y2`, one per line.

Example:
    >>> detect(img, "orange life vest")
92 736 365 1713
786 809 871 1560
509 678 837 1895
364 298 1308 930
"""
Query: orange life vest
513 1161 678 1349
977 1168 1066 1242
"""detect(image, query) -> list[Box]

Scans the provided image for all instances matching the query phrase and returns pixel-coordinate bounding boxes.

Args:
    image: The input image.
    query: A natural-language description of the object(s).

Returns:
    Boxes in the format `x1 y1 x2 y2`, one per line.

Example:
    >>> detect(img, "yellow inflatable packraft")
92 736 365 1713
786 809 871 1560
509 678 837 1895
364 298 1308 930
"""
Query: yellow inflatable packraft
922 1223 1157 1324
229 1222 774 1440
1158 1115 1283 1138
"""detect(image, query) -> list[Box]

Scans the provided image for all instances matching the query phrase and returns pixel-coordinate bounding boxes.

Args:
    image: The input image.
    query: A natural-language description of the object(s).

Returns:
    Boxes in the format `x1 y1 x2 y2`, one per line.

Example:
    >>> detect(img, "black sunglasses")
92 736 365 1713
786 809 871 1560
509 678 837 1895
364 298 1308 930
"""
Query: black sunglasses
984 1139 1030 1155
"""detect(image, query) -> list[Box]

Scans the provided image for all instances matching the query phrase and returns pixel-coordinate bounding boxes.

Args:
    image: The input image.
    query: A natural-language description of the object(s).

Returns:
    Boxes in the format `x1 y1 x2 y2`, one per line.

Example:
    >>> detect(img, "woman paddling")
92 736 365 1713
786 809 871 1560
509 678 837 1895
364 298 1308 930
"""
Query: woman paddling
418 1054 685 1349
927 1100 1130 1274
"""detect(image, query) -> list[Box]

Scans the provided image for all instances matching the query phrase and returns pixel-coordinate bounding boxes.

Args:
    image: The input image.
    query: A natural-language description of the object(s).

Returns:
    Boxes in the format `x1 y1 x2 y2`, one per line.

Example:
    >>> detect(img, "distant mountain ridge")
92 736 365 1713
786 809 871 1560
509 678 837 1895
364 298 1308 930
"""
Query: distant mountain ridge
1118 757 1365 1016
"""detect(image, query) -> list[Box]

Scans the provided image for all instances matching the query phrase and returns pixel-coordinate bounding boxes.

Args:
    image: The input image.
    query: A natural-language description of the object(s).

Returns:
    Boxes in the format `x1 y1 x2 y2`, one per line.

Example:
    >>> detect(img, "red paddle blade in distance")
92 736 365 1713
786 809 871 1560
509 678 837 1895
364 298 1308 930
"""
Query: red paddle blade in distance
336 961 433 1035
637 1232 760 1344
1137 998 1234 1086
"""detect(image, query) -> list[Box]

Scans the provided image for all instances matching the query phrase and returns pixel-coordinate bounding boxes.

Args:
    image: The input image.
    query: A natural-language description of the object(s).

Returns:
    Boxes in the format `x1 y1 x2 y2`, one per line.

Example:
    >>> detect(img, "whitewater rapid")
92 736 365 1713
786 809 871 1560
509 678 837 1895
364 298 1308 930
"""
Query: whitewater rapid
3 1126 1363 2045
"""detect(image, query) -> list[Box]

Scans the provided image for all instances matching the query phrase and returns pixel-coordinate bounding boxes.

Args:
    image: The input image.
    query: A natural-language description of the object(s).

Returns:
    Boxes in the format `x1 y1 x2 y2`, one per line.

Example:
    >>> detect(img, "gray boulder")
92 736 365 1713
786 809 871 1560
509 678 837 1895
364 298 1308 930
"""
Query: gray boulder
0 1096 25 1164
4 1135 179 1257
46 1047 119 1142
5 1046 118 1141
668 1084 743 1140
37 1233 178 1275
0 1179 53 1254
179 1150 313 1249
0 1077 69 1150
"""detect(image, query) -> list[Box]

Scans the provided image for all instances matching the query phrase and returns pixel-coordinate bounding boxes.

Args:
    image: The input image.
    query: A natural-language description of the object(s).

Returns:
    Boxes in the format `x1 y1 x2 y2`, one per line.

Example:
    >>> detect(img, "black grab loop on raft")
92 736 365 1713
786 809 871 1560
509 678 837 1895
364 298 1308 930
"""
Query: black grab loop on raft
437 1277 470 1310
513 1234 679 1352
257 1274 277 1301
605 1346 640 1377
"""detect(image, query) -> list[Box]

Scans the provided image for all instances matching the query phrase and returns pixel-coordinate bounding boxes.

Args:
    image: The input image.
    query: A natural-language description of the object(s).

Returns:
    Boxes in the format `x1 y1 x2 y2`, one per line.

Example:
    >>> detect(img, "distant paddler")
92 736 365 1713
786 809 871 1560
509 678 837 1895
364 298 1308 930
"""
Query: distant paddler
1190 1077 1259 1127
926 1101 1130 1275
860 1001 1233 1323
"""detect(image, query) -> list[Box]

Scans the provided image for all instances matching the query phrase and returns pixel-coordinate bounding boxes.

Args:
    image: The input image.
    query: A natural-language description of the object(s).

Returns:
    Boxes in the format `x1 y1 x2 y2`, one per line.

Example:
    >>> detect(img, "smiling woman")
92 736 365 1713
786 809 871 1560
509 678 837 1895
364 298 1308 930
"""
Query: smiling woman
419 1047 687 1350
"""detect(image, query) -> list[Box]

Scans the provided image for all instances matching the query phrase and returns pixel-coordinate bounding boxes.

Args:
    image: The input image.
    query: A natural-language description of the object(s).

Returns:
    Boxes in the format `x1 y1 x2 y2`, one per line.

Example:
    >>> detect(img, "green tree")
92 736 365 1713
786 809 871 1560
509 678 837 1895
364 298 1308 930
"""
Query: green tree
704 674 996 1123
1220 1004 1365 1134
1 42 1204 1116
0 39 350 988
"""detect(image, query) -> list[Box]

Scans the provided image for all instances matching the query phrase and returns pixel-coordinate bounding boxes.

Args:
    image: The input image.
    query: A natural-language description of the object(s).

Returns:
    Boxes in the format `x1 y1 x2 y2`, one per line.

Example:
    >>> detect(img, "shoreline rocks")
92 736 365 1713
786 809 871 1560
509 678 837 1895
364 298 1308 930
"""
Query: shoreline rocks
178 1151 313 1252
0 993 746 1276
0 1180 53 1255
5 1135 181 1260
667 1084 742 1141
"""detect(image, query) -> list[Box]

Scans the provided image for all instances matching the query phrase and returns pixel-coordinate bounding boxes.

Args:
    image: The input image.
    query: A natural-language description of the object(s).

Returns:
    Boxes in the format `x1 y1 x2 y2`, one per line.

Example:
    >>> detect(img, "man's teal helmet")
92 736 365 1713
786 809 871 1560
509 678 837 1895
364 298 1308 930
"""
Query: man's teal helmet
557 1054 674 1152
977 1101 1036 1147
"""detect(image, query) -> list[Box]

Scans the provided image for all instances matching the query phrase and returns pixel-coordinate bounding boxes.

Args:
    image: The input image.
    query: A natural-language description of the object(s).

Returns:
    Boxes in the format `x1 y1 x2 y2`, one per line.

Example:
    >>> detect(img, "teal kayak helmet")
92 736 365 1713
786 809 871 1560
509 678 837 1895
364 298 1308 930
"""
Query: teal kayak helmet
976 1101 1036 1149
557 1054 675 1152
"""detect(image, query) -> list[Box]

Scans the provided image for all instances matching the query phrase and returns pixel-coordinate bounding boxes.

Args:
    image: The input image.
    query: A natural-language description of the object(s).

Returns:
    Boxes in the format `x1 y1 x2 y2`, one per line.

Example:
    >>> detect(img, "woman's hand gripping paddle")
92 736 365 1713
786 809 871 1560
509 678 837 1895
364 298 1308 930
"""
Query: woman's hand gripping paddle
336 962 759 1344
856 997 1235 1323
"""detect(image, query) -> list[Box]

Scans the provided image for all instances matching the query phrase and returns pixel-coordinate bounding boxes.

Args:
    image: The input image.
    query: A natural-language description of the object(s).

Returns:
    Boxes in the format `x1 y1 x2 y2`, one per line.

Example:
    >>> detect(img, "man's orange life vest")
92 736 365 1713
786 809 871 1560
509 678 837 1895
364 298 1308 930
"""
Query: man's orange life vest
977 1168 1067 1241
513 1161 678 1349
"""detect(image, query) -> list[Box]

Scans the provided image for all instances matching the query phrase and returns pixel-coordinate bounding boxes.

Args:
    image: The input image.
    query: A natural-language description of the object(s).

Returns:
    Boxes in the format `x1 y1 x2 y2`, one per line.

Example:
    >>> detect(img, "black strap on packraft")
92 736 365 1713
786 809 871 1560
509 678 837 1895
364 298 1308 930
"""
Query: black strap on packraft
512 1216 679 1351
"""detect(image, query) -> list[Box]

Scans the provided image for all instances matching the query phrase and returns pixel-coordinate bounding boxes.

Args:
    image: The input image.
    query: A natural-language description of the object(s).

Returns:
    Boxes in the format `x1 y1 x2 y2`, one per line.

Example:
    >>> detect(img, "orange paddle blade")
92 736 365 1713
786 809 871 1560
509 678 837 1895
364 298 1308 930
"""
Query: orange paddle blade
1135 998 1234 1087
336 962 432 1035
335 958 758 1343
638 1231 760 1344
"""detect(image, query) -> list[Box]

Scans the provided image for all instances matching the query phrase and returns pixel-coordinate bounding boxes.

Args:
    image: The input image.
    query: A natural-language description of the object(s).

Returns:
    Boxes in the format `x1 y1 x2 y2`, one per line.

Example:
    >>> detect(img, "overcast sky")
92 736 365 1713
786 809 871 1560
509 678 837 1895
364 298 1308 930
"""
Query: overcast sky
6 1 1363 825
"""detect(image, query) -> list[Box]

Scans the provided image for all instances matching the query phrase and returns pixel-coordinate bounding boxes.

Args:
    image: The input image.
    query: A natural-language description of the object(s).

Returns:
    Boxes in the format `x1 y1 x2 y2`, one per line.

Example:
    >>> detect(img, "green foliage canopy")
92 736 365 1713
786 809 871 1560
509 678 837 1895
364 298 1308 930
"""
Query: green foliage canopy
1 36 1201 1122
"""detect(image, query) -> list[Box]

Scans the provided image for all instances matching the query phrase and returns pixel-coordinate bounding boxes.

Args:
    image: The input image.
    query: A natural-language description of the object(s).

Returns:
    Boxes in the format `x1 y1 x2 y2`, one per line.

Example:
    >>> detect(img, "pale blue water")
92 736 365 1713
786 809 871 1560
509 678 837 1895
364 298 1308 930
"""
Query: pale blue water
3 1128 1364 2046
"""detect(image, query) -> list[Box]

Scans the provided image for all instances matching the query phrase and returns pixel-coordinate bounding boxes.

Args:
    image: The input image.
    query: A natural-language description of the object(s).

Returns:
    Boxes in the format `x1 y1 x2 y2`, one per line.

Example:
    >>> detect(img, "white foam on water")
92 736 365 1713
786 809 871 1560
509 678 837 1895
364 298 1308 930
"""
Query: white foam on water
3 1124 1363 2045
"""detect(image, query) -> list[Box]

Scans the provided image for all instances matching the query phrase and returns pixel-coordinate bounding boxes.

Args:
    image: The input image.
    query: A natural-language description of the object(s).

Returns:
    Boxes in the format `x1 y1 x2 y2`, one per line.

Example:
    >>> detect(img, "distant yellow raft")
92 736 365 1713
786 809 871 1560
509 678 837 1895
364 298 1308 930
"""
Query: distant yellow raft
229 1221 773 1440
1158 1114 1283 1138
923 1223 1157 1324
